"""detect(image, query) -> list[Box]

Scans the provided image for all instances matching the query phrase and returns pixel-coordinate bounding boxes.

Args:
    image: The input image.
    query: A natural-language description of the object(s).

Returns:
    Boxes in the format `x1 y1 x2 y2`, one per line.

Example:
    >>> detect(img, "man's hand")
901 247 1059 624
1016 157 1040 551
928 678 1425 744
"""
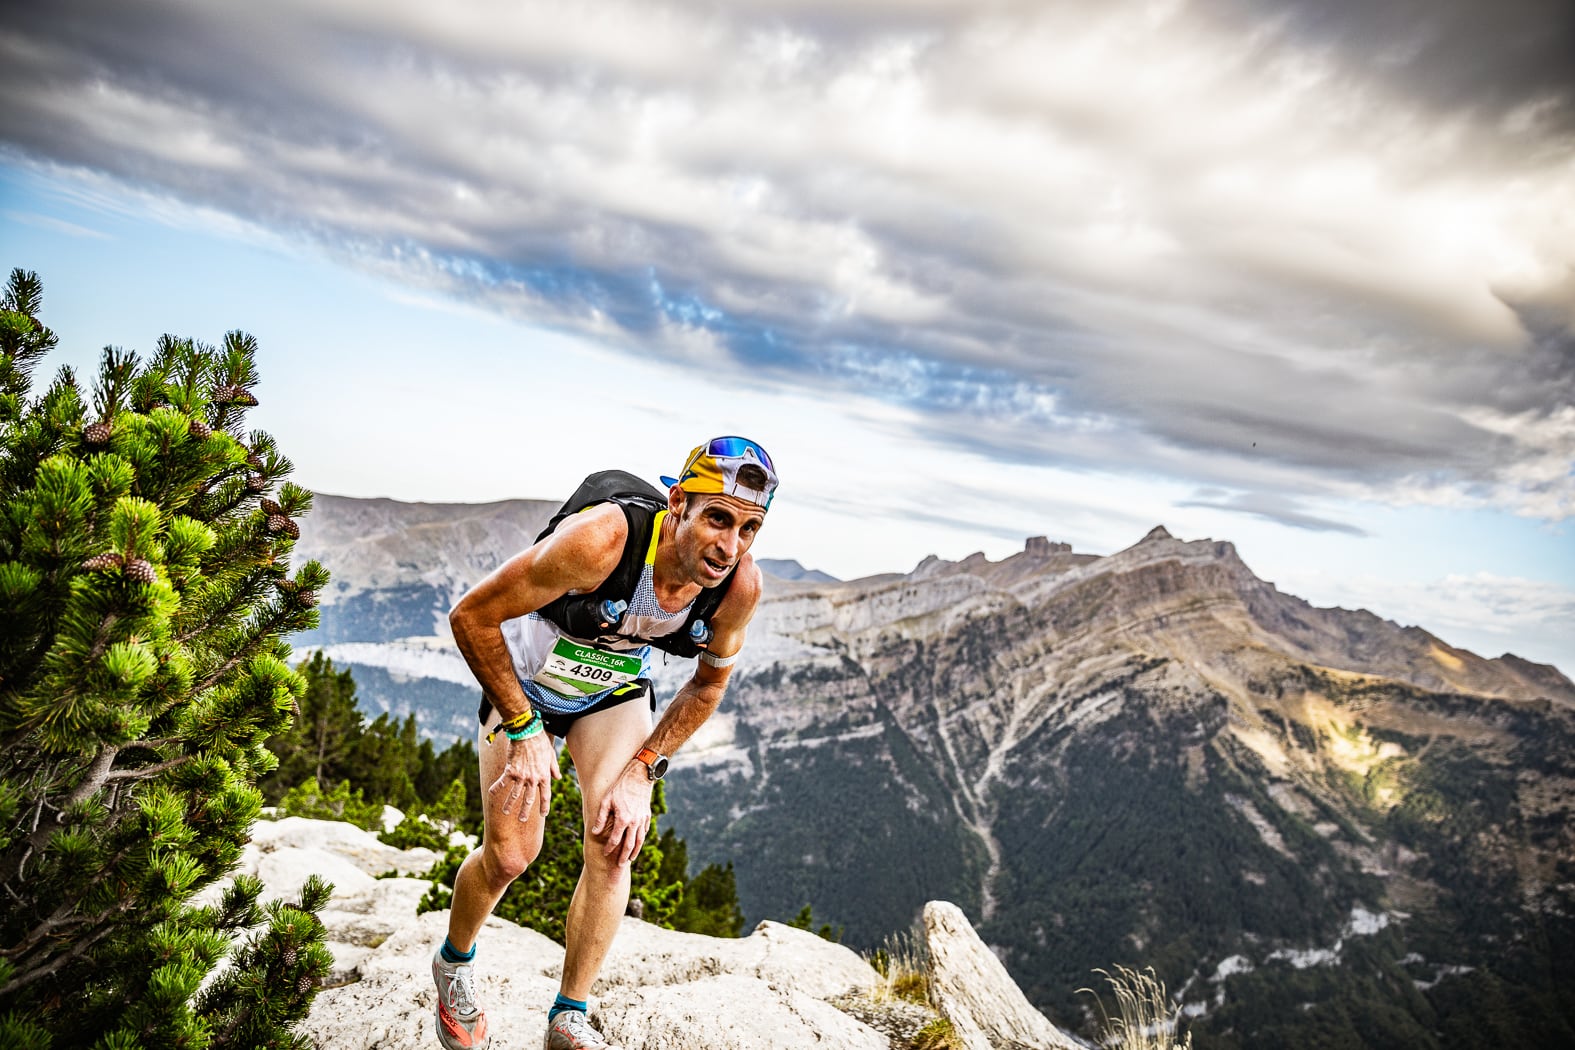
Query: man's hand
488 732 560 821
591 764 653 865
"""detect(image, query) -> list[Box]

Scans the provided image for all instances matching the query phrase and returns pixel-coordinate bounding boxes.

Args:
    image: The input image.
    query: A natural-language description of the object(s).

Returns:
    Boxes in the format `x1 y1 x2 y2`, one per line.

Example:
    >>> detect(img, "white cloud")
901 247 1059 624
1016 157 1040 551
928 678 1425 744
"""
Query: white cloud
2 0 1571 523
1297 570 1575 674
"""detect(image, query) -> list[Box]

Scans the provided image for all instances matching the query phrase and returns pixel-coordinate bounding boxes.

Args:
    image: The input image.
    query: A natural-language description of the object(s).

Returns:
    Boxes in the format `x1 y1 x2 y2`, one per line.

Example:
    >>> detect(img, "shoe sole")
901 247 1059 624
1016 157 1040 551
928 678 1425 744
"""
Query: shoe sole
436 1013 490 1050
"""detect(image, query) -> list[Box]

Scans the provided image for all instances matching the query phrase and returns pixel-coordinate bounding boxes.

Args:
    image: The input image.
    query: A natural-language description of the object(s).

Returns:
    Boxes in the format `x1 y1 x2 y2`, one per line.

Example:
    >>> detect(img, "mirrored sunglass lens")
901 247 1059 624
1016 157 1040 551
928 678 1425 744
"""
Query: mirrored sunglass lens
707 436 772 470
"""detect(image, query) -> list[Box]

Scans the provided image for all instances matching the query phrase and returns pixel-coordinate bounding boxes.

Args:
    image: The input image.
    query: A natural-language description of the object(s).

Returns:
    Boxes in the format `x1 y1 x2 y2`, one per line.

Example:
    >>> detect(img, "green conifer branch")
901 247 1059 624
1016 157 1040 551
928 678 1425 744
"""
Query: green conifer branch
0 270 330 1042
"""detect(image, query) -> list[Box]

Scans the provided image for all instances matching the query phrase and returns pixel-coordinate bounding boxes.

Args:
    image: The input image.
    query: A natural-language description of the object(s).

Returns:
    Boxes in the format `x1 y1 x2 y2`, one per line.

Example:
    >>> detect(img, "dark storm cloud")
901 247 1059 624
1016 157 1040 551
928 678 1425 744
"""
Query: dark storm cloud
1208 0 1575 136
3 0 1571 518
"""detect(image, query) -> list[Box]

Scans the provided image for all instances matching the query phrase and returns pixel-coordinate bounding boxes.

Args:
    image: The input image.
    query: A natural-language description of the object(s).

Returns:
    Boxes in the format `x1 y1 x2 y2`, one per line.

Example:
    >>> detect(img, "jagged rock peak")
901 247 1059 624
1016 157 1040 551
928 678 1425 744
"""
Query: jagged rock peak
1141 524 1174 543
924 902 1081 1049
1024 536 1072 556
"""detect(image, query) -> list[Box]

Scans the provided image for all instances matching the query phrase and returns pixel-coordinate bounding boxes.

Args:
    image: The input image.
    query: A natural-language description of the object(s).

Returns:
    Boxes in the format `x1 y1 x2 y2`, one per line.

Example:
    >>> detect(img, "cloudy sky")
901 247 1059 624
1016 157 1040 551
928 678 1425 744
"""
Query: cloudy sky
3 0 1572 672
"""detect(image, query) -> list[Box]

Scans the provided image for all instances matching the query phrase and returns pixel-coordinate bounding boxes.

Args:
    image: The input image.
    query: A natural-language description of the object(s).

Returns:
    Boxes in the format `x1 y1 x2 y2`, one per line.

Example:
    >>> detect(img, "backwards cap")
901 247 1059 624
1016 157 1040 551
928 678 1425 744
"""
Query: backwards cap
661 436 778 510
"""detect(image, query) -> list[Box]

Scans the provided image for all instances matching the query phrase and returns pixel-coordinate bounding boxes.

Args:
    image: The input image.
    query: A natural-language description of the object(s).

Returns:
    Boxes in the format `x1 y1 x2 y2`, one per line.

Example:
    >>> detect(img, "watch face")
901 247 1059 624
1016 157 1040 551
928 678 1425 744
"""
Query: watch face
649 755 669 781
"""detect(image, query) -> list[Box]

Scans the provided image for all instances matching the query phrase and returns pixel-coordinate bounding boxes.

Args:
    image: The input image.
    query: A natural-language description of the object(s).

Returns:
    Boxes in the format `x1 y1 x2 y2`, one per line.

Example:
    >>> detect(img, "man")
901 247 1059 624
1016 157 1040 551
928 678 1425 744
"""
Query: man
431 437 777 1050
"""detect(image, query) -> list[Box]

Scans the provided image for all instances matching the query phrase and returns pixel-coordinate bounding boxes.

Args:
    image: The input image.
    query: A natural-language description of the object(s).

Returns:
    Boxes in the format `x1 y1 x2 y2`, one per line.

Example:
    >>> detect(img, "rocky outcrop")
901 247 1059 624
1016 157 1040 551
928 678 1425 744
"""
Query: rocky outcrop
924 902 1082 1050
239 817 1076 1049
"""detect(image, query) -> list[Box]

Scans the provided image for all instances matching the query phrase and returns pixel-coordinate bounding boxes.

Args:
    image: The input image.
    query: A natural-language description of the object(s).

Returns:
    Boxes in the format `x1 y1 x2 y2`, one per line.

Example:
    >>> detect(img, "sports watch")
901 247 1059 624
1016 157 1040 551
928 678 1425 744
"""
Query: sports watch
634 747 669 781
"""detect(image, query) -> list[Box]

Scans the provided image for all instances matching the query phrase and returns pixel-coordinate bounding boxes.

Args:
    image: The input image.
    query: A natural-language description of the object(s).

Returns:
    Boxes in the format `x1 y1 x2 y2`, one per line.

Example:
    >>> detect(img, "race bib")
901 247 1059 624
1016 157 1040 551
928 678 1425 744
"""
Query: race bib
532 637 643 698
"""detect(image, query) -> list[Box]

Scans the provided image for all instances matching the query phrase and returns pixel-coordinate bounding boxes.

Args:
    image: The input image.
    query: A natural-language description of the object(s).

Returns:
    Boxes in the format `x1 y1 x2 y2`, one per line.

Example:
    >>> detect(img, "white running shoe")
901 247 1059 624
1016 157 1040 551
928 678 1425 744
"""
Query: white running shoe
431 947 489 1049
544 1009 623 1050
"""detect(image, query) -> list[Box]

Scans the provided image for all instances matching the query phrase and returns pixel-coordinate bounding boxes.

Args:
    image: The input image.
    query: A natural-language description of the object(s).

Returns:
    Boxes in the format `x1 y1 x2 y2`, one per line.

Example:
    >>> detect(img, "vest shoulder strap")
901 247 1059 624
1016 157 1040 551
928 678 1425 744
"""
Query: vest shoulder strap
533 470 735 656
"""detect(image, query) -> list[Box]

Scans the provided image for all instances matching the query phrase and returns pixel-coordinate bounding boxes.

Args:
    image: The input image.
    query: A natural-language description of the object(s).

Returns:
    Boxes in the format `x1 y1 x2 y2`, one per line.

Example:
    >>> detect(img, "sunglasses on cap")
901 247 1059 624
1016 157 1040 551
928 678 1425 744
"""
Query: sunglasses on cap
703 436 774 471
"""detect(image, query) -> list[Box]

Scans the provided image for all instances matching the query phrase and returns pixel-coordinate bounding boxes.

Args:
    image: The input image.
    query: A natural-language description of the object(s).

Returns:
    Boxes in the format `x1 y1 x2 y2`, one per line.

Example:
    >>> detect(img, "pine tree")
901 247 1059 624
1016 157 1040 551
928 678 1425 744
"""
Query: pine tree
0 269 331 1046
788 903 843 943
260 650 361 801
415 737 482 832
655 826 745 938
347 712 420 812
275 776 384 832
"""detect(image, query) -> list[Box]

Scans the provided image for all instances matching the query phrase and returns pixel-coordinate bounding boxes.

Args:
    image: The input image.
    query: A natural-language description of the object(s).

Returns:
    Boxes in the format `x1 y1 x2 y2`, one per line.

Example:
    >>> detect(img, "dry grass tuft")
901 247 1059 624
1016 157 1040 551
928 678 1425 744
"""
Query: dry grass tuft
867 926 933 1005
912 1017 963 1049
1078 965 1193 1050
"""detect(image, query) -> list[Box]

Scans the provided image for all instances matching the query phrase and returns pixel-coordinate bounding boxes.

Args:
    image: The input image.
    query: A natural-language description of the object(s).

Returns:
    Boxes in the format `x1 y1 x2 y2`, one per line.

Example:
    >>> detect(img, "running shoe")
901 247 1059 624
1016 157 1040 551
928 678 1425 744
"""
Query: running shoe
544 1009 623 1050
431 946 489 1049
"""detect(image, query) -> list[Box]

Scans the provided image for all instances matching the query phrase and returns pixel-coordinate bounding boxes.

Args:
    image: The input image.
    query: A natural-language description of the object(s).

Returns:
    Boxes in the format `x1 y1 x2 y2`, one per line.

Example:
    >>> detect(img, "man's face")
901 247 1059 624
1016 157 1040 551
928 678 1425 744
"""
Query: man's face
670 491 764 587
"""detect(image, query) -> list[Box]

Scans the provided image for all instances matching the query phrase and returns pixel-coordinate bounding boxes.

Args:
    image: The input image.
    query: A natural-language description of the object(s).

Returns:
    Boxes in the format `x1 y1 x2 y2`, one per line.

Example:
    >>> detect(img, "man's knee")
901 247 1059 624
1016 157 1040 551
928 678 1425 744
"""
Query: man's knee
579 831 634 883
482 838 541 886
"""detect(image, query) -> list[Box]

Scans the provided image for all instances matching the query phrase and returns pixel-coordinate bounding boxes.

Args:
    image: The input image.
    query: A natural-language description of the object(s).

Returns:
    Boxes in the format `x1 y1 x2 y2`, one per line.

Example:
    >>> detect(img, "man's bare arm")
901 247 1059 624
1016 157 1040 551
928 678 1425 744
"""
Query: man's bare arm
592 554 762 860
449 503 628 723
643 554 762 757
450 503 628 819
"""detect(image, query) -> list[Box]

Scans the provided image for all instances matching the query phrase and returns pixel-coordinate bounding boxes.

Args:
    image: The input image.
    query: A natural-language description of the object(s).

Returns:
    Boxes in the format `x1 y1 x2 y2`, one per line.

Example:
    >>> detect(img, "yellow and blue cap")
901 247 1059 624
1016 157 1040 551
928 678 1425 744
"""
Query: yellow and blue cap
661 436 778 510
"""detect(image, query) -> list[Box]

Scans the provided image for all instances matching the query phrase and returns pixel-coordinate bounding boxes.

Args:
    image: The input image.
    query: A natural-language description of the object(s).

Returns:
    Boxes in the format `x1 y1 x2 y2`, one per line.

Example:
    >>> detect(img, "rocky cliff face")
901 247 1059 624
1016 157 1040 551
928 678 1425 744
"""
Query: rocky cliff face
293 494 1575 1048
681 528 1575 1047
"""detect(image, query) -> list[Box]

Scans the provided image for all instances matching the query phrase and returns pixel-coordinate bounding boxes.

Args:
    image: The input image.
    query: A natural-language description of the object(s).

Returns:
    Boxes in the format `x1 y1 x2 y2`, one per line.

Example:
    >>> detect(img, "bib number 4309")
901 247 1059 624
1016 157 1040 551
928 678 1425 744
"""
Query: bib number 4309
533 637 642 697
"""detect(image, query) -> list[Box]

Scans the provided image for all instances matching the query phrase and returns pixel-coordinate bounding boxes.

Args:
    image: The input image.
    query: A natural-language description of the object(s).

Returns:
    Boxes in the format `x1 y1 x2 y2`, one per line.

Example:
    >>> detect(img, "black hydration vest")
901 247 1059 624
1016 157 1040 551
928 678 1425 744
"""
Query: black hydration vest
534 470 734 659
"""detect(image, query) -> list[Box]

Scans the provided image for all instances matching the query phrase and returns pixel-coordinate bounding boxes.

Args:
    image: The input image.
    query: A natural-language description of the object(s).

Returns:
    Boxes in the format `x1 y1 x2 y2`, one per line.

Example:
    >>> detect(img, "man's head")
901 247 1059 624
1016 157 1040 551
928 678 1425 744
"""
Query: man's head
661 437 777 586
660 436 778 511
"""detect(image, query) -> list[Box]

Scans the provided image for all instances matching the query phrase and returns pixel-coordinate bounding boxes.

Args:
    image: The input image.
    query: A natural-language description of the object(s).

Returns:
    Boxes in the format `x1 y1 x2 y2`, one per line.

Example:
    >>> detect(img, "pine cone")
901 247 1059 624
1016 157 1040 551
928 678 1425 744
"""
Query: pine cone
124 558 156 584
297 975 315 995
188 419 213 440
246 451 265 469
211 383 236 402
274 578 298 593
265 514 300 539
245 475 266 492
281 946 299 968
260 498 280 516
230 387 259 407
81 552 124 572
83 421 112 445
298 590 318 608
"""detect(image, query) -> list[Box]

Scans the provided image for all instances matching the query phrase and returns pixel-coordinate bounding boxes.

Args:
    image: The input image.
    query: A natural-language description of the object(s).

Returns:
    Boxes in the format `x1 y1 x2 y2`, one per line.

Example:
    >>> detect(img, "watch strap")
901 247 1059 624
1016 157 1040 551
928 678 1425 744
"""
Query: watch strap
634 746 668 781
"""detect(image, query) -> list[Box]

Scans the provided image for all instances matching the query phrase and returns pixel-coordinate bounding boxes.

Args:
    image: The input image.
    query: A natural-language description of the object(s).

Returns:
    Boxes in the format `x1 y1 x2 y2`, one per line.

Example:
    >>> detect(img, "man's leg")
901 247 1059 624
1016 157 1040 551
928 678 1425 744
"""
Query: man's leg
448 718 551 950
559 699 654 1000
434 719 552 1049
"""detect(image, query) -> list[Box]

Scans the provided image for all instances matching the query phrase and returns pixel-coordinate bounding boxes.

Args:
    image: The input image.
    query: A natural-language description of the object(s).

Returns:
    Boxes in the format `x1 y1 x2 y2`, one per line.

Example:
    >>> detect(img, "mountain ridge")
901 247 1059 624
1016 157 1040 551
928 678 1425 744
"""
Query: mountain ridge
291 492 1575 1048
298 490 1568 693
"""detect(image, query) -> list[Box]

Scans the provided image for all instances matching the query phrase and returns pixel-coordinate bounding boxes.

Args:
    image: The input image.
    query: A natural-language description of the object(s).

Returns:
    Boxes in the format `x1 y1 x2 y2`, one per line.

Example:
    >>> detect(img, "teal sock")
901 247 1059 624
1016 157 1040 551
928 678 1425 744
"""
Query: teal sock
548 994 588 1022
440 937 475 965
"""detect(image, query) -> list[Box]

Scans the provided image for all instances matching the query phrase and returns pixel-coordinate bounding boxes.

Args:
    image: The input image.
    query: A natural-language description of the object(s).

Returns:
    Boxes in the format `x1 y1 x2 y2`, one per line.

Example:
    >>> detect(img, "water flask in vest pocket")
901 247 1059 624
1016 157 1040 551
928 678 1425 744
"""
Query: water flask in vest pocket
598 599 628 630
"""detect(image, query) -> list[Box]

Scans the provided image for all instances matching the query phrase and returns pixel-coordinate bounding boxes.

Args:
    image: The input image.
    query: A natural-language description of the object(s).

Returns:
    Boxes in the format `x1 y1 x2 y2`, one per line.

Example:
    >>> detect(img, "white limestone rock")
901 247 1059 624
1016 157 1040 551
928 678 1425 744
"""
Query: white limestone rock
598 972 889 1050
306 910 563 1049
303 910 885 1048
924 900 1081 1050
243 820 1069 1050
597 916 880 1000
250 816 440 877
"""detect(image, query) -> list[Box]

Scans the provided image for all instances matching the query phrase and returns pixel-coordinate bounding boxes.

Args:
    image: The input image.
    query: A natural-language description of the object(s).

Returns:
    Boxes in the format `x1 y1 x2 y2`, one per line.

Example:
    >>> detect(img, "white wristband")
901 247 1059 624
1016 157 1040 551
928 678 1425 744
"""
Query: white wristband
698 650 737 668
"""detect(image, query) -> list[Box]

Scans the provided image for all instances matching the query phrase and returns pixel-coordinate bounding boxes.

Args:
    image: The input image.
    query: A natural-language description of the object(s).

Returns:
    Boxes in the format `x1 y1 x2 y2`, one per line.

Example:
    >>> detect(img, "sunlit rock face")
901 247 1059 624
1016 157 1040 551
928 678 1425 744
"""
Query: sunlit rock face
675 529 1575 1046
231 816 977 1050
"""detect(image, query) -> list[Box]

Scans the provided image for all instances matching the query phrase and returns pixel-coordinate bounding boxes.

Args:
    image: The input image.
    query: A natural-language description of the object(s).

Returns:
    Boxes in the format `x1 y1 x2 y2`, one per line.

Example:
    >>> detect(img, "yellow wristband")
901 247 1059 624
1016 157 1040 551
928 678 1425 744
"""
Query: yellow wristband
488 709 543 744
